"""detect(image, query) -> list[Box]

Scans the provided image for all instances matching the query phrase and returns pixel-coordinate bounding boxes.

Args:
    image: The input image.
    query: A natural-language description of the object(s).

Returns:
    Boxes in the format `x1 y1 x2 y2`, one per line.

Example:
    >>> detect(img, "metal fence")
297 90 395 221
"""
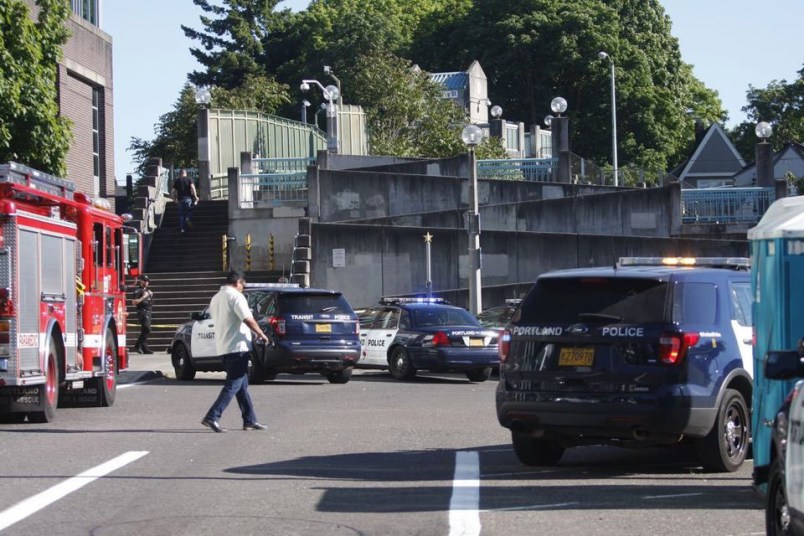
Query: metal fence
477 158 557 181
238 157 314 208
681 187 776 224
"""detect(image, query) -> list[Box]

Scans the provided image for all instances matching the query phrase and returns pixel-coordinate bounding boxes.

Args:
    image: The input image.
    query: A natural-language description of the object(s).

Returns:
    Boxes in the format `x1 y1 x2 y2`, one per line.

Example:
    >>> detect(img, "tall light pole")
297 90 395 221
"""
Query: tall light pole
300 79 340 153
598 51 618 186
323 65 343 107
461 124 483 314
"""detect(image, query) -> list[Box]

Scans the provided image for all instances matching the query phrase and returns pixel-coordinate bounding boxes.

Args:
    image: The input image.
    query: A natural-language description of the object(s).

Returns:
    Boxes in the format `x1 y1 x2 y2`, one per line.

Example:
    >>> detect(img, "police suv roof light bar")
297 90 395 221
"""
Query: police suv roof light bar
617 257 750 270
380 297 447 305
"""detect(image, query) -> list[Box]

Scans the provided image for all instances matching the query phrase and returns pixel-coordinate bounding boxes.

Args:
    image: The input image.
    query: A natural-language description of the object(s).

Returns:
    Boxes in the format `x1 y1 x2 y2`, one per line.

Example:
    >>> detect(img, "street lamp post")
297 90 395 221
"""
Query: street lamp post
300 79 341 154
461 124 484 314
598 51 618 186
755 121 774 187
194 86 212 200
323 65 343 107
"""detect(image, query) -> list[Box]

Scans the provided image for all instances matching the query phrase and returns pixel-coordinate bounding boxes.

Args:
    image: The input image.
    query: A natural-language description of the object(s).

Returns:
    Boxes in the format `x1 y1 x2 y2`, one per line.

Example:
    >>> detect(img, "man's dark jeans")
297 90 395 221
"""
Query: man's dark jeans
204 351 258 426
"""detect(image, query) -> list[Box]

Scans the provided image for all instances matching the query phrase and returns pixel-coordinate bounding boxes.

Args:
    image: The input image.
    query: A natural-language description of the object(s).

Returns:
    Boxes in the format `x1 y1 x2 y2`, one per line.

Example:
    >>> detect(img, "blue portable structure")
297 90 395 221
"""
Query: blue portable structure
748 196 804 486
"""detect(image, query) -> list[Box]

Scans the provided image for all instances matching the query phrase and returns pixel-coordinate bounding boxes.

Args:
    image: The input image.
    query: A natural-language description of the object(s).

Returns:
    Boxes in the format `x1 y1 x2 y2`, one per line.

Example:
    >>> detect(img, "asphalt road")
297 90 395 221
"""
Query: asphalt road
0 369 765 536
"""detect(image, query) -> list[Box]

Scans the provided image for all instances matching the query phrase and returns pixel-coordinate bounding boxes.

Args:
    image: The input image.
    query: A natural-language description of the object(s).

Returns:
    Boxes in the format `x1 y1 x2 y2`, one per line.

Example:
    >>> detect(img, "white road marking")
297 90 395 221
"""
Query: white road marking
643 492 703 500
0 450 149 532
449 451 481 536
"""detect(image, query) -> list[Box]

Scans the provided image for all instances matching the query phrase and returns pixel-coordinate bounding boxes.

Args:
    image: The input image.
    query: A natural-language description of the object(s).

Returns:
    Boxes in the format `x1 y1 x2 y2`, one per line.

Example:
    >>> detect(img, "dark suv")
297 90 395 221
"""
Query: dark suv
496 257 753 472
170 284 361 384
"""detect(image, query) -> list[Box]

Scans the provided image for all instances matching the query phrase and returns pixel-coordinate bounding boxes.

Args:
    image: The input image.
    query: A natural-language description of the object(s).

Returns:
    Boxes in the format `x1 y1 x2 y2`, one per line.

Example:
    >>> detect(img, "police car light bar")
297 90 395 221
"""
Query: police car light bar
618 257 750 270
380 296 447 305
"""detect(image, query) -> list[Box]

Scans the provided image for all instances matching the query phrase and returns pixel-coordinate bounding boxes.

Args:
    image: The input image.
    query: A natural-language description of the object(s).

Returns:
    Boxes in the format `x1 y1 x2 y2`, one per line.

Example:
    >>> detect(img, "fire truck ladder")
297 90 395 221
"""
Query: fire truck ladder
0 162 76 197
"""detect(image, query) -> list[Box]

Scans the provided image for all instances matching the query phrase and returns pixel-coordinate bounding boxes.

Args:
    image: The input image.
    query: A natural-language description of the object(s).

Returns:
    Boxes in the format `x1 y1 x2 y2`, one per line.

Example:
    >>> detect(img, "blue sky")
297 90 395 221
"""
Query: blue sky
104 0 803 183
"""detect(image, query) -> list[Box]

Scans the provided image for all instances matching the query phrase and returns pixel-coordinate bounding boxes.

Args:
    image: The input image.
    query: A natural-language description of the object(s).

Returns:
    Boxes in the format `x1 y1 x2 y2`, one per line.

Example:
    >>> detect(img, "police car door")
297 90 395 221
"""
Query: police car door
363 308 400 367
191 308 217 360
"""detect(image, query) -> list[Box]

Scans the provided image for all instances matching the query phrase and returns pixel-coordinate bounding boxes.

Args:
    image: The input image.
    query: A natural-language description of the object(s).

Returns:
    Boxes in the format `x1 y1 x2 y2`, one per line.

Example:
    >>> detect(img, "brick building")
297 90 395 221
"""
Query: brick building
23 0 114 199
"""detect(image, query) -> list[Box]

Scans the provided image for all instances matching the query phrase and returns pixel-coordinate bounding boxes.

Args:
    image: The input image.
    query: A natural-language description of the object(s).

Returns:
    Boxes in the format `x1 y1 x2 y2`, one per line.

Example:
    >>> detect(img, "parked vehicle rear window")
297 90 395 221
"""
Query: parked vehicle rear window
672 282 717 324
278 294 353 315
518 277 669 324
413 308 479 327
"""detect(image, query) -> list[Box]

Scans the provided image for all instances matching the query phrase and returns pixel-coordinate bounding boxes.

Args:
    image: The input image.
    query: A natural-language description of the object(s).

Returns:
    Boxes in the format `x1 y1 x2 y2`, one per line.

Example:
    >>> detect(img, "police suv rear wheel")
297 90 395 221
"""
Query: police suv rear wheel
696 388 749 472
325 367 352 384
767 458 791 535
512 431 564 466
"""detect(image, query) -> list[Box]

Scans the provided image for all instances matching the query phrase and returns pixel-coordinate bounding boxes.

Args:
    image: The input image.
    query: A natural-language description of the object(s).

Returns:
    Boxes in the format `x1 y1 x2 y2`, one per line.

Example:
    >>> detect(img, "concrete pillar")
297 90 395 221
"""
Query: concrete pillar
775 178 788 201
551 116 570 183
227 167 239 221
197 107 212 201
756 141 774 187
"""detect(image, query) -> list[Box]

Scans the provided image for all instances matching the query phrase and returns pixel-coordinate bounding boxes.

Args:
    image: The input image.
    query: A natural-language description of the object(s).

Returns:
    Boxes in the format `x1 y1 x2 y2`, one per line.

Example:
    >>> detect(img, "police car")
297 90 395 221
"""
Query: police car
357 297 499 382
496 257 754 472
170 283 361 384
477 298 522 330
761 342 804 535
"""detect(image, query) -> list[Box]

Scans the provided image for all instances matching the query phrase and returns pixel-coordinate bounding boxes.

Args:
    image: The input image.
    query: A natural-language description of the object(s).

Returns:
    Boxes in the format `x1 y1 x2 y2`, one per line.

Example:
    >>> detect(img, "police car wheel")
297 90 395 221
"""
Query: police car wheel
696 388 749 472
325 367 352 384
173 344 196 381
767 458 791 535
511 431 564 466
466 367 492 382
388 347 416 381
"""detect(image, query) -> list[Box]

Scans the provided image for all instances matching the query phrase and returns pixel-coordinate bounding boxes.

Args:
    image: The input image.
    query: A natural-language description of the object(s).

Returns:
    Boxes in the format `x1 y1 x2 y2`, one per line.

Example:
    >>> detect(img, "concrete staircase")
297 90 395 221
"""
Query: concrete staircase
126 200 284 354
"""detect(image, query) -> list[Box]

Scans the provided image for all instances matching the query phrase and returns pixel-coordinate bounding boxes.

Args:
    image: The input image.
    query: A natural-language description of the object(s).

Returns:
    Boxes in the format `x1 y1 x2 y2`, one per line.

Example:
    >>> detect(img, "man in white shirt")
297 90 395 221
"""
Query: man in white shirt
201 271 270 433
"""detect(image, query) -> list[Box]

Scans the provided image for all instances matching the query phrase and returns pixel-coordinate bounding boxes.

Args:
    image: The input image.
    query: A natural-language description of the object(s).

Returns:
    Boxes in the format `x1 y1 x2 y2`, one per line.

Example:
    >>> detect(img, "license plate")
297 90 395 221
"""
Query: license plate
315 323 332 333
558 347 594 366
468 338 484 347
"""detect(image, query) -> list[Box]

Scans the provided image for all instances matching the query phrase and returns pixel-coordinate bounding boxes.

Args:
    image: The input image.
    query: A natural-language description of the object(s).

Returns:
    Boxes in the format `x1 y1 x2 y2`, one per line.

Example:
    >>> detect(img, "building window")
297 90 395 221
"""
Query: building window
71 0 99 26
92 87 100 194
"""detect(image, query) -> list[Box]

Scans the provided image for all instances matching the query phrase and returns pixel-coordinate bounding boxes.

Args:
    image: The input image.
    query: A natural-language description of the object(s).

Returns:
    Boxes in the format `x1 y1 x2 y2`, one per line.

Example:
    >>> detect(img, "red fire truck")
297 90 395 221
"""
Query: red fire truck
0 162 141 423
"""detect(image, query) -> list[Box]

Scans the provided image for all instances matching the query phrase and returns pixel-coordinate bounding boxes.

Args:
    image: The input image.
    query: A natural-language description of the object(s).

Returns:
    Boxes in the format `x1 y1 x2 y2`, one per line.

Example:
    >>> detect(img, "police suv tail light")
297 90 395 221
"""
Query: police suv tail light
432 331 450 347
658 331 699 364
499 329 511 363
269 316 286 336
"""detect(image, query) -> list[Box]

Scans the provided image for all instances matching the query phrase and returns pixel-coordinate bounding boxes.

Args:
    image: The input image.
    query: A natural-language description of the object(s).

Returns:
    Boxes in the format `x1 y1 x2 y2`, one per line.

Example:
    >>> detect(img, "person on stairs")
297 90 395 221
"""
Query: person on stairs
171 168 199 233
132 274 154 354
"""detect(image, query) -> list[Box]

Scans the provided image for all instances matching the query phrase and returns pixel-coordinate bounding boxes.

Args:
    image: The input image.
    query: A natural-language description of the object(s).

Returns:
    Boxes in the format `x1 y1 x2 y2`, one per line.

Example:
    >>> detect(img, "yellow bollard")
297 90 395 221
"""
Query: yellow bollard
269 234 275 271
245 233 252 271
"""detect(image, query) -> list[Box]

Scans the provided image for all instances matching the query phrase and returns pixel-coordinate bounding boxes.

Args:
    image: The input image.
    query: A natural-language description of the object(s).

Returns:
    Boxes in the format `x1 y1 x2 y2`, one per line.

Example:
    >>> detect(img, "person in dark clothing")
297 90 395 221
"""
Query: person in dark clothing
132 275 154 354
171 168 199 233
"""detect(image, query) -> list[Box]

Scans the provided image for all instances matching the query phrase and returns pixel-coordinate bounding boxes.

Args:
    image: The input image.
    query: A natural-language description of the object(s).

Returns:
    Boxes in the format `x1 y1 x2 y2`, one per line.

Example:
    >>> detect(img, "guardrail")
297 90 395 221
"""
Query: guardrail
477 158 557 181
239 172 308 208
681 187 775 224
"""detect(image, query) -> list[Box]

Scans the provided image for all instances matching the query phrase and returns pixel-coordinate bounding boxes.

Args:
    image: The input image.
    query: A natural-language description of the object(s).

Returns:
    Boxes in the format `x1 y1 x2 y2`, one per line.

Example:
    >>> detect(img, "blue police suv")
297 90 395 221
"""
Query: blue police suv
496 257 753 472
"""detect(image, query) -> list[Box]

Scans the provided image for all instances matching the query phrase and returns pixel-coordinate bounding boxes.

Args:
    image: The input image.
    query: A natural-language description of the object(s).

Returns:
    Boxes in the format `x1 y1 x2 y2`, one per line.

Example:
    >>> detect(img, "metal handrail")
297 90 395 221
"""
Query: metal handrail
681 187 775 224
477 158 557 181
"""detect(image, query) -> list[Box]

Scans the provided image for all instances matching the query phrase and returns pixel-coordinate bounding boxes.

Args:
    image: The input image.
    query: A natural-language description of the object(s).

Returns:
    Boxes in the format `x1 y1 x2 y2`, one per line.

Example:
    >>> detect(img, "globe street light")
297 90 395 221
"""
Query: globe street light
598 51 618 186
755 121 774 187
194 86 211 106
461 124 483 314
301 79 341 153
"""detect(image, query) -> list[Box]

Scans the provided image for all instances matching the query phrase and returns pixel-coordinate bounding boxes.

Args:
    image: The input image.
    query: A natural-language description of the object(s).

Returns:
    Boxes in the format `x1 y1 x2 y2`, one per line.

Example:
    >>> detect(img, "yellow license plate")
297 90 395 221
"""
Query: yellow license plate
315 323 332 333
558 347 594 366
468 338 484 347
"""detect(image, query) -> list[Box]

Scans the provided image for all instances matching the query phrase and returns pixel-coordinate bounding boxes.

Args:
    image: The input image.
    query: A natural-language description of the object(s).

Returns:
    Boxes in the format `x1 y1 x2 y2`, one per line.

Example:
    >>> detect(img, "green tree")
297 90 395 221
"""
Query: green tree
409 0 724 178
0 0 72 175
729 65 804 159
347 51 467 157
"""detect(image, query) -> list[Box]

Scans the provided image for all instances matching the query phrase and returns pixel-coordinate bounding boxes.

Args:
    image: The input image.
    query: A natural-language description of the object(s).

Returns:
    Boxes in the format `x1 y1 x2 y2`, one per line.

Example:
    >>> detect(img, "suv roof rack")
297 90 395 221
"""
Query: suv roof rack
380 296 448 305
617 257 750 270
246 282 300 289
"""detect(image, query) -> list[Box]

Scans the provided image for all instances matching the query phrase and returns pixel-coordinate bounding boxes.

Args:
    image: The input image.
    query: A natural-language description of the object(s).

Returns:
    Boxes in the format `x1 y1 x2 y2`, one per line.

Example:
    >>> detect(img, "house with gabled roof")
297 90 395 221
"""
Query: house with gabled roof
732 141 804 187
669 122 747 188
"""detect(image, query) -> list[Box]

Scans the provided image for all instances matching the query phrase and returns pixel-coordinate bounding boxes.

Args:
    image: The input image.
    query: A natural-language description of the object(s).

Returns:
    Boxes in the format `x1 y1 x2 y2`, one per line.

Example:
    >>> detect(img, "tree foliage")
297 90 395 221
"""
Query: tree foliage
729 65 804 159
347 51 466 157
0 0 72 175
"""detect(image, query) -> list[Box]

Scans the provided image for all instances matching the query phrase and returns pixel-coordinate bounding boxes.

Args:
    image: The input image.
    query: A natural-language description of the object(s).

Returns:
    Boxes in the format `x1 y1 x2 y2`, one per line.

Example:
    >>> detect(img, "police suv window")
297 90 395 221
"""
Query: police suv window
279 293 352 314
730 281 752 326
673 283 717 324
519 277 669 324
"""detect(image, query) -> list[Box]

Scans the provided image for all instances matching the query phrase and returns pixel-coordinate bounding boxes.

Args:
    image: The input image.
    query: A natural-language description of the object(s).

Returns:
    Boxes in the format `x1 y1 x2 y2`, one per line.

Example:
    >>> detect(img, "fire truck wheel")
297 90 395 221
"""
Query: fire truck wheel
28 344 59 423
99 327 117 407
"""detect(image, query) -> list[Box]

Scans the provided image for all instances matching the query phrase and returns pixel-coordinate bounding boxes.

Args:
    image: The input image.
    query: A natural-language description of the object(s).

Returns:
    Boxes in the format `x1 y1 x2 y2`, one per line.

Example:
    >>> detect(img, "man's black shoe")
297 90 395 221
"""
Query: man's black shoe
243 422 268 431
201 419 227 433
141 348 154 355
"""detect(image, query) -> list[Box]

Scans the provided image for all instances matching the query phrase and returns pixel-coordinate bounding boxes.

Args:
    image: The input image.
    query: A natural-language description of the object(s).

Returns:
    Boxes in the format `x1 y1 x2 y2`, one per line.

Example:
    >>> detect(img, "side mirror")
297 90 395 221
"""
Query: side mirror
191 311 209 321
764 350 804 380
